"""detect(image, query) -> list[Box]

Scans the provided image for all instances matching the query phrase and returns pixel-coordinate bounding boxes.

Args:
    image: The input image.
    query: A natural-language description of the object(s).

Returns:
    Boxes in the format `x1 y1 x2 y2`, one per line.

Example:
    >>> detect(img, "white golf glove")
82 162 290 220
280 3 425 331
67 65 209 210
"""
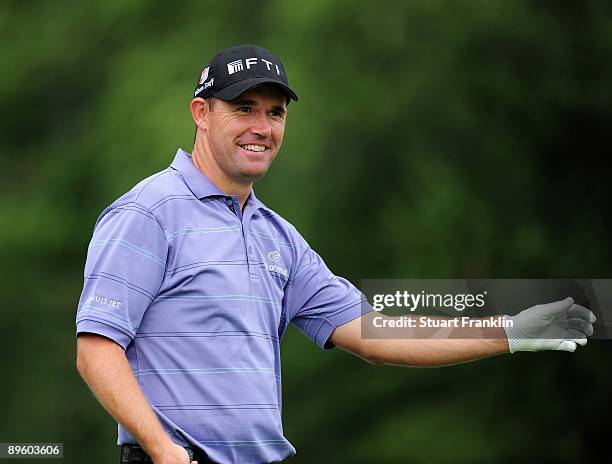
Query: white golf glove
503 297 596 353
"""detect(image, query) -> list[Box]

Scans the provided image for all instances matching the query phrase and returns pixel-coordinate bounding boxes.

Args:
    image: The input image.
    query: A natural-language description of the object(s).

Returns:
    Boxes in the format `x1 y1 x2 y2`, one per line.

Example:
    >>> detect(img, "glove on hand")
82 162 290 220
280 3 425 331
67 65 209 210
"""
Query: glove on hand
503 297 596 353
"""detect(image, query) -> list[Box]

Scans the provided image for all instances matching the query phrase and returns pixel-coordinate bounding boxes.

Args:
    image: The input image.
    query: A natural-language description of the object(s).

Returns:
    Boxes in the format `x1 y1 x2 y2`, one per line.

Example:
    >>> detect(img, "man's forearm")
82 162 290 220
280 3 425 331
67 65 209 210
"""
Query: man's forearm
368 331 509 367
331 313 510 367
76 334 173 459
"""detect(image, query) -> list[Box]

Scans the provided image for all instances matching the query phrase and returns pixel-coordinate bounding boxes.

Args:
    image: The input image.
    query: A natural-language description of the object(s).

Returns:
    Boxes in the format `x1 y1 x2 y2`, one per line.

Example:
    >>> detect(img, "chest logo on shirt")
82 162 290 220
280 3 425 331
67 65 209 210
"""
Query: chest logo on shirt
266 250 288 278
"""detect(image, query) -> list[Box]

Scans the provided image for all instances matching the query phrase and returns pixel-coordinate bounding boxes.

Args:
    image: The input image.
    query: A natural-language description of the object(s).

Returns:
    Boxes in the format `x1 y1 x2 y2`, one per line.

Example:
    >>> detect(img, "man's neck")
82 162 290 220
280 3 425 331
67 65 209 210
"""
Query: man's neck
191 145 252 210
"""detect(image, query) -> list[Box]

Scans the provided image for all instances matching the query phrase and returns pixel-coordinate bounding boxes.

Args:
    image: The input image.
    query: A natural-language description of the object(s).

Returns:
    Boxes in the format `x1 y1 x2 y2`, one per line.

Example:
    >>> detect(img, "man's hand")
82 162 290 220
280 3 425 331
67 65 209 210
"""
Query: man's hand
503 297 596 353
150 442 197 464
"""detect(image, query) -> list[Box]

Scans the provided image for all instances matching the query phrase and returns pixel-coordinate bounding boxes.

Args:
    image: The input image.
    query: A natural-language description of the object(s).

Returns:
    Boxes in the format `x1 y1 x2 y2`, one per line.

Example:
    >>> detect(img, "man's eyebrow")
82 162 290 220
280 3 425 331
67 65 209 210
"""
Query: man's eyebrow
229 99 286 114
230 99 257 106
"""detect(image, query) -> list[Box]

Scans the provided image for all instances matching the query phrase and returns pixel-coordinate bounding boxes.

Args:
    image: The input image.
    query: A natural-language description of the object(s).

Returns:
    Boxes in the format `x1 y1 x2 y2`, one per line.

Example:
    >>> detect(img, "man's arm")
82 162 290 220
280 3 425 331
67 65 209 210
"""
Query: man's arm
76 334 196 464
330 298 595 366
330 312 509 367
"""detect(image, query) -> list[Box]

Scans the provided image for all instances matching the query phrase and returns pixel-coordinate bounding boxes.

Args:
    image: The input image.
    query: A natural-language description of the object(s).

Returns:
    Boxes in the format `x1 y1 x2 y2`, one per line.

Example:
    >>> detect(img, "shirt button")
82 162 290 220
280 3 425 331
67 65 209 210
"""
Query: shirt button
226 198 233 206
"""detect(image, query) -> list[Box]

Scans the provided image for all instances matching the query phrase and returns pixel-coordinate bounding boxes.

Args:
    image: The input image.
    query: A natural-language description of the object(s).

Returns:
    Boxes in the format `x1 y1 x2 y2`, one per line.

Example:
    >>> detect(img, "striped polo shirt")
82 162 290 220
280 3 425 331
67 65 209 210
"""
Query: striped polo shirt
76 148 366 464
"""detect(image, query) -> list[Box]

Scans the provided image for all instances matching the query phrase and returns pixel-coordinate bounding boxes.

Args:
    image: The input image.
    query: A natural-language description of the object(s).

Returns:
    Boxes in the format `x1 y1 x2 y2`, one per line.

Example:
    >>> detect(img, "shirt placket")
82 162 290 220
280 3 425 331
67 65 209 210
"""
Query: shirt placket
225 195 259 280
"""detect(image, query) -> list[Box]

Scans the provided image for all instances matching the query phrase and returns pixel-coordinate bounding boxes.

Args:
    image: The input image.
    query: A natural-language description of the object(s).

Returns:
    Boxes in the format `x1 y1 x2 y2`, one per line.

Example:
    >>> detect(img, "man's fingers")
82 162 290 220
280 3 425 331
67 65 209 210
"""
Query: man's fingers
558 340 577 352
574 336 588 346
567 304 596 323
565 330 588 346
540 297 574 314
566 318 594 336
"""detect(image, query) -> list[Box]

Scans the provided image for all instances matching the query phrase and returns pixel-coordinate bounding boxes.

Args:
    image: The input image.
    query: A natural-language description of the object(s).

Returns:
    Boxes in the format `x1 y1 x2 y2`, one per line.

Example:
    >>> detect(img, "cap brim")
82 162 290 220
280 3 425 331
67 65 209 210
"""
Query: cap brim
212 77 298 102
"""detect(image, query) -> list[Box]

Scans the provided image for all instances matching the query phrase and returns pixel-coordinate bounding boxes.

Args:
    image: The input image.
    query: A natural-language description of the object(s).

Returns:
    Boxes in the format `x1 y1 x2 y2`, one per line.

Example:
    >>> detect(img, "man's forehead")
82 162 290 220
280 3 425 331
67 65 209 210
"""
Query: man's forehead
231 85 288 106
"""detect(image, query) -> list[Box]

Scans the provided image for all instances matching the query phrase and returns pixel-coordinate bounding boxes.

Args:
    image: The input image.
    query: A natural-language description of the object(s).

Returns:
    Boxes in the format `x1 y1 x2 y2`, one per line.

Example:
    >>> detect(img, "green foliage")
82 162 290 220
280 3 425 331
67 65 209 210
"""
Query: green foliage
1 0 611 462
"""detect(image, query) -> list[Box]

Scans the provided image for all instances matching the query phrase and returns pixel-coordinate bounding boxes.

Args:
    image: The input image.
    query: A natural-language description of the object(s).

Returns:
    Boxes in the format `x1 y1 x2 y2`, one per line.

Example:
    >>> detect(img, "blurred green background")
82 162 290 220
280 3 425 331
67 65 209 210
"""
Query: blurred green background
1 0 611 462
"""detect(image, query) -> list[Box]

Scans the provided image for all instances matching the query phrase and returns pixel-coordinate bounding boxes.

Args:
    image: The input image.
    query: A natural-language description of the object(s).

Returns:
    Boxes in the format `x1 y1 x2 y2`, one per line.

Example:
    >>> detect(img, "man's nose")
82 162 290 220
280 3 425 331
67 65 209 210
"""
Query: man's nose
249 111 272 137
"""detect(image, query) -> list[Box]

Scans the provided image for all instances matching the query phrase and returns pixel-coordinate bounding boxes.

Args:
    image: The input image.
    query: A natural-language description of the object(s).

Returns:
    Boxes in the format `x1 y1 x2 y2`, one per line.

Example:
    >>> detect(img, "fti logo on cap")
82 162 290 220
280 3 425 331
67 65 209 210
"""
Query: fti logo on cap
227 57 281 76
193 44 298 101
227 60 244 75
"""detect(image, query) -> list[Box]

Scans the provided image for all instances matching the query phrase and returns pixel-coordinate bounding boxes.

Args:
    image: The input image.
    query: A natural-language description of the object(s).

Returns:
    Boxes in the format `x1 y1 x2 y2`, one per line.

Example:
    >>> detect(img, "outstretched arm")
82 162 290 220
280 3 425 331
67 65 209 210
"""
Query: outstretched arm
330 312 509 366
330 297 595 367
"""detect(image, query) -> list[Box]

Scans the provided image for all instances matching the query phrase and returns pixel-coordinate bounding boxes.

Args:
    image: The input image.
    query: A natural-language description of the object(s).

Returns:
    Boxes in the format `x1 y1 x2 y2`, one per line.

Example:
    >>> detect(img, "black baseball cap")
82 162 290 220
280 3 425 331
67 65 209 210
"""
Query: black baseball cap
193 44 298 102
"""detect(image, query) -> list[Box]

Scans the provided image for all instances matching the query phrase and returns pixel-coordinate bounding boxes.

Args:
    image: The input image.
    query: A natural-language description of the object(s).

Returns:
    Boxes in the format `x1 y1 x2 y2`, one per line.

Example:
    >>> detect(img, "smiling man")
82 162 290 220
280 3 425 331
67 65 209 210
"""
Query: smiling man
75 45 595 464
191 84 287 205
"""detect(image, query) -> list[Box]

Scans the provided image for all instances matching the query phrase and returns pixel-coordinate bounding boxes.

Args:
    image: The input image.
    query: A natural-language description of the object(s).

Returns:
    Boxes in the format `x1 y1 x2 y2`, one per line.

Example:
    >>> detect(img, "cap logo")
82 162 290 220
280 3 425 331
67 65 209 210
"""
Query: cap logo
198 66 209 84
227 57 281 76
194 46 297 101
227 60 244 75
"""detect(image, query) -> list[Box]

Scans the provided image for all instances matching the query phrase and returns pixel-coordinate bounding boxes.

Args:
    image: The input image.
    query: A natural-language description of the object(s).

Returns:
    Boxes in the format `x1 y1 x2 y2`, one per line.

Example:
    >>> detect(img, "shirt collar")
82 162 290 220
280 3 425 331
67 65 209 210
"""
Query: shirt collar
170 148 272 213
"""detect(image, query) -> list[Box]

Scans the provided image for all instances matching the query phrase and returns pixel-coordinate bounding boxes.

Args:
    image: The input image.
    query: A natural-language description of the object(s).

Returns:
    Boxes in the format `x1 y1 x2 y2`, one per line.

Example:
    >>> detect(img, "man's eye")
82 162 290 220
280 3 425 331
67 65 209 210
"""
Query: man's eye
238 107 251 113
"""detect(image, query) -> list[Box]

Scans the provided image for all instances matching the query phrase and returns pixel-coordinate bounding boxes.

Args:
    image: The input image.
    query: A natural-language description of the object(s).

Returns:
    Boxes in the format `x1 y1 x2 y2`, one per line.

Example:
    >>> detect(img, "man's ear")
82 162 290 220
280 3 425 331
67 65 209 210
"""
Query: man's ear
190 97 209 131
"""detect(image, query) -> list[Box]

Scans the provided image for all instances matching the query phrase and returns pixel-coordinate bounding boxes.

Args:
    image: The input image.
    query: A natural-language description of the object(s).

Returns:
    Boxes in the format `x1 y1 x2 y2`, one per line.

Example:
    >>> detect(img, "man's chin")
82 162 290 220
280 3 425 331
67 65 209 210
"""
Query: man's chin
237 167 269 183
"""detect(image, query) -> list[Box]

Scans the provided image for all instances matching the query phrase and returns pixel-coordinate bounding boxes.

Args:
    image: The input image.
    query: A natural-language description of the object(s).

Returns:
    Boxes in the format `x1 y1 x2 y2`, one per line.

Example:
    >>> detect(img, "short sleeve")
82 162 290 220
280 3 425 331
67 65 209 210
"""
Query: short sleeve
286 244 368 350
75 203 168 349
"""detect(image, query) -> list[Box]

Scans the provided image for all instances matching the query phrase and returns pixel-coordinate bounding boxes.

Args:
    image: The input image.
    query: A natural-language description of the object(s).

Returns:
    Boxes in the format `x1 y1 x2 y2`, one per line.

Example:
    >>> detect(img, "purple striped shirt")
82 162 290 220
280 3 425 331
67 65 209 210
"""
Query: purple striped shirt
76 148 366 464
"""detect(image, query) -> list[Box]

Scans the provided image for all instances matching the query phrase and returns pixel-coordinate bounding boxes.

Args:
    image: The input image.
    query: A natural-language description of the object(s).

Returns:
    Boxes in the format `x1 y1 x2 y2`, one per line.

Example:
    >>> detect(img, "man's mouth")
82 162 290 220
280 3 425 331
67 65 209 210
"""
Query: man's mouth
239 144 267 153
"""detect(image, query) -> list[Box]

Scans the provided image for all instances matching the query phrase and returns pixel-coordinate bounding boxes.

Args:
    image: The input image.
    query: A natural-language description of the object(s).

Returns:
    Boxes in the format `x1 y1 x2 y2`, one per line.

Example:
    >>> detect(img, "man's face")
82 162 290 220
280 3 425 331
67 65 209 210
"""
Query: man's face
203 85 287 184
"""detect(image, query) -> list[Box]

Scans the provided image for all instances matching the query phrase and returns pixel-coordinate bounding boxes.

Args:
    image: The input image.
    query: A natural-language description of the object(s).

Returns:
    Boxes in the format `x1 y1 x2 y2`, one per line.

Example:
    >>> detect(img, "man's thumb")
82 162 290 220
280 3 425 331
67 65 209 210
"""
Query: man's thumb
543 297 574 314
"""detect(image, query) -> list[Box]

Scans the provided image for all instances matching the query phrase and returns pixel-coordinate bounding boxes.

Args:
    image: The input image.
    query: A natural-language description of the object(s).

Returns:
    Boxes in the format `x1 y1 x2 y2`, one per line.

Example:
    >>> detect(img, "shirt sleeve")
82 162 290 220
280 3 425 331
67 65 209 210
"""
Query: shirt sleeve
75 203 169 349
286 239 369 350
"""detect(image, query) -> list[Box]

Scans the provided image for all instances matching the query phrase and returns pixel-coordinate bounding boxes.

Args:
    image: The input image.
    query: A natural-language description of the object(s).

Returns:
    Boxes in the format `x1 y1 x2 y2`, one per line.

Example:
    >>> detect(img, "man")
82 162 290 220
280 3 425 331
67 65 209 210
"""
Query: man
75 45 595 464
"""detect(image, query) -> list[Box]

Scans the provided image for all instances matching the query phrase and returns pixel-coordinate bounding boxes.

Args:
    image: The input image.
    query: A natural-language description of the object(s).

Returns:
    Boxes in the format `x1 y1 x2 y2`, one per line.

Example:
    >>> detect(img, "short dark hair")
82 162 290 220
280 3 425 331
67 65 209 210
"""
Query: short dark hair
205 97 217 111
